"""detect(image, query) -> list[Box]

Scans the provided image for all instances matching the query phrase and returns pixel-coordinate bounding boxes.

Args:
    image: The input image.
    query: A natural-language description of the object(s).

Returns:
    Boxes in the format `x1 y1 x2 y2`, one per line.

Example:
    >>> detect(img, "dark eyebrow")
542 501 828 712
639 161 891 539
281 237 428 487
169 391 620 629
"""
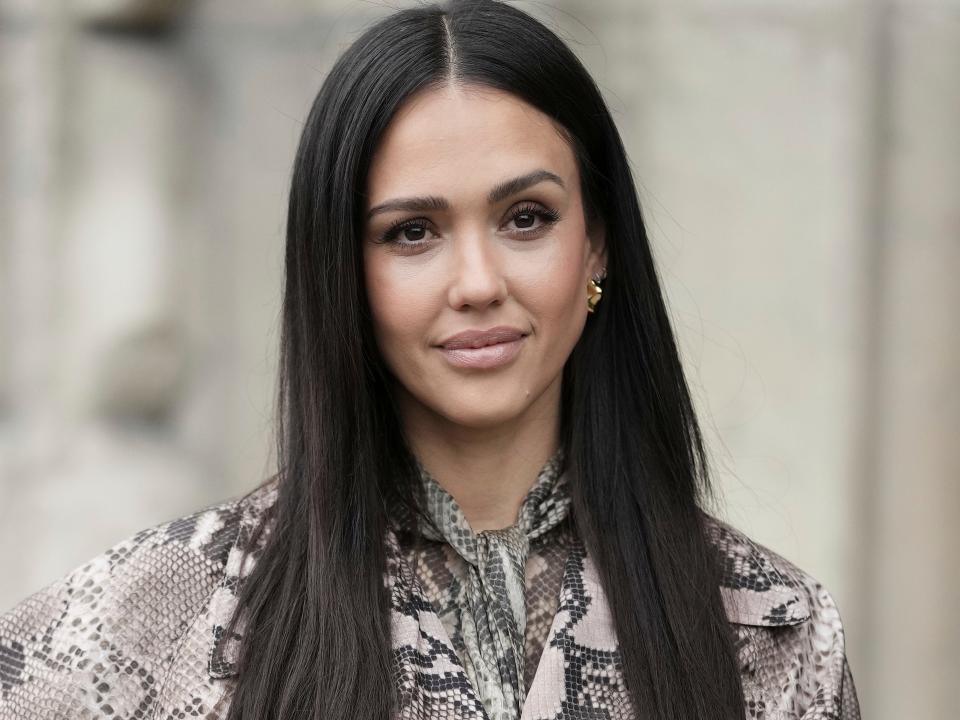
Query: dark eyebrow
365 169 565 220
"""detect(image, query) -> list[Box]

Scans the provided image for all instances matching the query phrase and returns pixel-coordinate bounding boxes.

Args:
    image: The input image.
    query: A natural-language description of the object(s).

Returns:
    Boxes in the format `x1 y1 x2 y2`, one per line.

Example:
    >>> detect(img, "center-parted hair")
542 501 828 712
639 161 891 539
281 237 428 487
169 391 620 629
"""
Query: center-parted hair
222 1 745 718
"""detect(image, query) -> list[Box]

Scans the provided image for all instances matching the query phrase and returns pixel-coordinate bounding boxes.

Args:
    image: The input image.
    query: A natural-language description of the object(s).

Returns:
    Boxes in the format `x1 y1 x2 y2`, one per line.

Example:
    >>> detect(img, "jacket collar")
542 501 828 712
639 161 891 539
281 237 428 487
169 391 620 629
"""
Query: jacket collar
205 484 810 681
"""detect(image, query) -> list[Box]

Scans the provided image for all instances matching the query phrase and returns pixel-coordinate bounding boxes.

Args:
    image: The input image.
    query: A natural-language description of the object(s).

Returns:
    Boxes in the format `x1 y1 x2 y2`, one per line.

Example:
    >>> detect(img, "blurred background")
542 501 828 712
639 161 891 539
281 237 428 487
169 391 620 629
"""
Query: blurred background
1 1 957 718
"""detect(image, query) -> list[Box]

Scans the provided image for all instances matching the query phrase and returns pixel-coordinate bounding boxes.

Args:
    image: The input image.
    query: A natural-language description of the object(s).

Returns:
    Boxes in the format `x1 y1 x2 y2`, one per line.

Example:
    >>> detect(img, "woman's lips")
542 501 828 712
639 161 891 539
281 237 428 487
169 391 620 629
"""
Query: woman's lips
439 336 526 369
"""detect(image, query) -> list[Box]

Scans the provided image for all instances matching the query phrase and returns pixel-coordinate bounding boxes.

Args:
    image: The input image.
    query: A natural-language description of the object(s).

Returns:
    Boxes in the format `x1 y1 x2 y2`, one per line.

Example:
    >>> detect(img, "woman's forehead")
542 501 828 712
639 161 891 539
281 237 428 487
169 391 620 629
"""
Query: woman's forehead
366 85 577 202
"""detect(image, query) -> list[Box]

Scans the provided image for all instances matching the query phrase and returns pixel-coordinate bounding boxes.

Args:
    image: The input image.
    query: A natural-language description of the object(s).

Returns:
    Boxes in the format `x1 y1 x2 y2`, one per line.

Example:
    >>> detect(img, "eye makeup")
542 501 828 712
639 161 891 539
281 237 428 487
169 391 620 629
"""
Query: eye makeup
373 202 561 249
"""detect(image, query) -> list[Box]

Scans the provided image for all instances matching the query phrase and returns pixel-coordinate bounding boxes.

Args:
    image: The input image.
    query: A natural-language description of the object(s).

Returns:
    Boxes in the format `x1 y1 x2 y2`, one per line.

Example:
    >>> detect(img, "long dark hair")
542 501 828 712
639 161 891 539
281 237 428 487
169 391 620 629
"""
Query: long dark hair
223 1 744 718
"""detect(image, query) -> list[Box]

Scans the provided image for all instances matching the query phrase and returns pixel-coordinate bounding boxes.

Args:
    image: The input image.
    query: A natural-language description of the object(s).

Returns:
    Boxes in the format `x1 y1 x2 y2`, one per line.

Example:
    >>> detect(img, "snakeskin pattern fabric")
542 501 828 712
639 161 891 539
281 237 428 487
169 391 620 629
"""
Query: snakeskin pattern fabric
0 477 861 719
412 445 571 720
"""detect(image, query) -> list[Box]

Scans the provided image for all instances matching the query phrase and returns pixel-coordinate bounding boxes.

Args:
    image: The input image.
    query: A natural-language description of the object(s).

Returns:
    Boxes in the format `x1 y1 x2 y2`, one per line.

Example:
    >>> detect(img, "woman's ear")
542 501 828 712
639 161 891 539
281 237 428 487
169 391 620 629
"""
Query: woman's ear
587 217 607 278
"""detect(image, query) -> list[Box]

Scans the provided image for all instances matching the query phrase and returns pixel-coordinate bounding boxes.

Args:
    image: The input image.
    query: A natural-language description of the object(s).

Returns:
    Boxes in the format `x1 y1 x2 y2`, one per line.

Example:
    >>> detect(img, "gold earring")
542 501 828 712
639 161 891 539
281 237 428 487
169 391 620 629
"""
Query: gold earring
587 269 606 313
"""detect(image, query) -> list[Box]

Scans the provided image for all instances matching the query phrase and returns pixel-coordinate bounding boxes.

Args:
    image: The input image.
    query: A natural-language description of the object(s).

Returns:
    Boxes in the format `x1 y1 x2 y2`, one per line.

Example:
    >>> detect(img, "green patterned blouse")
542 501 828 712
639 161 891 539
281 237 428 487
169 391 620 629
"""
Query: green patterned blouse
410 445 573 720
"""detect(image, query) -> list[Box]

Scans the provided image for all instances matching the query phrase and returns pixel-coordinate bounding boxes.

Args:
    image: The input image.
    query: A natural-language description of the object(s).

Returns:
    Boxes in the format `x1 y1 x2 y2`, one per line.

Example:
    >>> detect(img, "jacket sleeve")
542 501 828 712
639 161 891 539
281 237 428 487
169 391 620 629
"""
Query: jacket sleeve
0 500 241 719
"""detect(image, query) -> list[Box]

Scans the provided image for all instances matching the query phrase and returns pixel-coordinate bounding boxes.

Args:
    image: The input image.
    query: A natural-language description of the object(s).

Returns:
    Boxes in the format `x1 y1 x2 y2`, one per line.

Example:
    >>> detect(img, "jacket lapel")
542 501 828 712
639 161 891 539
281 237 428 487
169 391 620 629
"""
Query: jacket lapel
385 528 490 720
519 540 627 720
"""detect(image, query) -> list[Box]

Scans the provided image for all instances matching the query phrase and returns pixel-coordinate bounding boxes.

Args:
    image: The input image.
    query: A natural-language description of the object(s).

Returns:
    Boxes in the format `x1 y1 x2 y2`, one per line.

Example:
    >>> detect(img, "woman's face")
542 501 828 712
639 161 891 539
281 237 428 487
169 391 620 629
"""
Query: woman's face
363 84 605 431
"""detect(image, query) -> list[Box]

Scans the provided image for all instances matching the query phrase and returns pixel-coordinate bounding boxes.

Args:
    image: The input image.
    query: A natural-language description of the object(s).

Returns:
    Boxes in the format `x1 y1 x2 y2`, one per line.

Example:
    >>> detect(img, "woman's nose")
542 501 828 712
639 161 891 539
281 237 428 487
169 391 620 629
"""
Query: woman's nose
446 230 508 311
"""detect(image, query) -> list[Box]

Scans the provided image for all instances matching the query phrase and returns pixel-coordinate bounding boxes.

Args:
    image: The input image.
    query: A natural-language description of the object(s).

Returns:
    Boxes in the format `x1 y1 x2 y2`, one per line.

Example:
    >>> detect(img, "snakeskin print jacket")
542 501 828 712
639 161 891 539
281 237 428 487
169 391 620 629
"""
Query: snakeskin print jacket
0 478 860 720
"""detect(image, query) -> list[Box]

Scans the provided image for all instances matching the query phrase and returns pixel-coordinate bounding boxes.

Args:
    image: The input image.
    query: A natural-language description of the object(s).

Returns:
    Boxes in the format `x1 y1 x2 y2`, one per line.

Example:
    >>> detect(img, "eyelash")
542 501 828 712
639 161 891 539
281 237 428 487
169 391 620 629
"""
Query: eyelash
376 202 561 247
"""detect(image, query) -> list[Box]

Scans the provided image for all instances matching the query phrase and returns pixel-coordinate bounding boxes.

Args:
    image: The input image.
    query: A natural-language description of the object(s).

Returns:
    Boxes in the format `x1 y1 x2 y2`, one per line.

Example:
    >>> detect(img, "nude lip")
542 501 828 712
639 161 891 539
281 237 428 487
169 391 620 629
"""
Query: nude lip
436 326 528 370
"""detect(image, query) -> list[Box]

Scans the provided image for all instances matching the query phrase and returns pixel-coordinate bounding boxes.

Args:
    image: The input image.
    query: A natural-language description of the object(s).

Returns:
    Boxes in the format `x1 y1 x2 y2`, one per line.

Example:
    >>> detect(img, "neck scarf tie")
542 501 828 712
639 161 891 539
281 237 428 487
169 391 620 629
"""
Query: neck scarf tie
414 445 571 720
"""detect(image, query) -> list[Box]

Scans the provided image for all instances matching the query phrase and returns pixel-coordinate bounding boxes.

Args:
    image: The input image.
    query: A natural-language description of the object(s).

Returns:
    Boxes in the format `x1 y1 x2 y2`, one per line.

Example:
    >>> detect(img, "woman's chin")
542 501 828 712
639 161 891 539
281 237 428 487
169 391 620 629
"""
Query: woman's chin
414 380 545 430
393 370 556 432
436 399 528 430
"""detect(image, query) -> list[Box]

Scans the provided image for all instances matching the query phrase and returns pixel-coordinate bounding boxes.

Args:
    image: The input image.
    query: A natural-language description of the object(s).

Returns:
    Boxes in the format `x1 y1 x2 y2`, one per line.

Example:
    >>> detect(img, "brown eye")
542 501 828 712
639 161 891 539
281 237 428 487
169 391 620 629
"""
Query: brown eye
378 218 432 246
514 211 537 229
506 203 560 235
398 225 427 242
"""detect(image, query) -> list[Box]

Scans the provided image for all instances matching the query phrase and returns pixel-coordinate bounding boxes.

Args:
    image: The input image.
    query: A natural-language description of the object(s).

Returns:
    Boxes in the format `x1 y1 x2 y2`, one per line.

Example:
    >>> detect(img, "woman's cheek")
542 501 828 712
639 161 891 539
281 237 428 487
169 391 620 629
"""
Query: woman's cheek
518 247 583 320
367 265 435 367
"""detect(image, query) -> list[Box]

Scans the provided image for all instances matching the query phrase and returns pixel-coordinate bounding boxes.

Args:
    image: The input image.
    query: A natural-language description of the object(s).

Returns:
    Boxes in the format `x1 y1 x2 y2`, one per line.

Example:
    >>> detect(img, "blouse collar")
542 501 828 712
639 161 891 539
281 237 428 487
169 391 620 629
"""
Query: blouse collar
413 444 570 557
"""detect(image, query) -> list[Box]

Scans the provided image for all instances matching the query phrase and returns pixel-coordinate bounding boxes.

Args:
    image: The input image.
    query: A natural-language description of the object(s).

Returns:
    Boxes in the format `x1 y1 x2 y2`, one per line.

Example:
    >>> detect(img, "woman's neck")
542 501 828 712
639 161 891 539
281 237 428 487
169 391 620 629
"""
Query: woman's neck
397 379 562 532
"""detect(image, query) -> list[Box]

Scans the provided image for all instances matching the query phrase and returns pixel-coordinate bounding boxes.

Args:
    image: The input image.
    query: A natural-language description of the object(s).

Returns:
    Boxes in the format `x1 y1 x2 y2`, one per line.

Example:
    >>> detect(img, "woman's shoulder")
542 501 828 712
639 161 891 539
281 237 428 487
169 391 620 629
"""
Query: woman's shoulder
701 511 860 718
0 481 275 716
701 509 853 634
701 511 822 626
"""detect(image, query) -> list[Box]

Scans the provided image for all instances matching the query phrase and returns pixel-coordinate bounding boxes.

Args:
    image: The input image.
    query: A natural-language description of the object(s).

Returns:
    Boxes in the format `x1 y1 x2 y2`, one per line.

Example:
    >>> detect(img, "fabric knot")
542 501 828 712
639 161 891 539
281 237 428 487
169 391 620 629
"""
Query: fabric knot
414 445 570 720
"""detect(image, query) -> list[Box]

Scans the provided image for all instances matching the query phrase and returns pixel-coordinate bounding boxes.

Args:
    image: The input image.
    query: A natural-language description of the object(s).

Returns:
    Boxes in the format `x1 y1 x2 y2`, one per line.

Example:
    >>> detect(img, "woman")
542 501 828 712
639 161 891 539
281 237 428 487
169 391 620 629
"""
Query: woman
0 1 860 719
